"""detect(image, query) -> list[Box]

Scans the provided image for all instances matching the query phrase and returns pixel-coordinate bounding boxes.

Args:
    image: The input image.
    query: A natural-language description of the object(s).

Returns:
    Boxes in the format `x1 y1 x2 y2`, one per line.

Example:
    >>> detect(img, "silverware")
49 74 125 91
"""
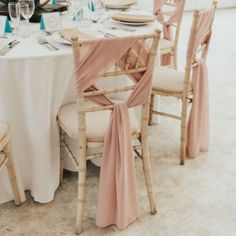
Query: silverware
106 26 136 32
92 15 103 23
98 30 116 38
37 36 59 51
0 40 20 56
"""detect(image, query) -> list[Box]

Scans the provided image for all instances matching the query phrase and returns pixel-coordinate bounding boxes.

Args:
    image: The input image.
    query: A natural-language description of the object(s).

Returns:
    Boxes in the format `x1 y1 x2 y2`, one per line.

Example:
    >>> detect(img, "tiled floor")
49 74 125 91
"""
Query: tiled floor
1 8 236 236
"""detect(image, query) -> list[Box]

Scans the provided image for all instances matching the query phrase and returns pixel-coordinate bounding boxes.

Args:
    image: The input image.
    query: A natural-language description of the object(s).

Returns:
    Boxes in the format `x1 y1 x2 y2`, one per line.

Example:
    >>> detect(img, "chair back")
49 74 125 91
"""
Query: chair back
183 0 217 92
184 1 217 157
153 0 185 67
71 32 161 113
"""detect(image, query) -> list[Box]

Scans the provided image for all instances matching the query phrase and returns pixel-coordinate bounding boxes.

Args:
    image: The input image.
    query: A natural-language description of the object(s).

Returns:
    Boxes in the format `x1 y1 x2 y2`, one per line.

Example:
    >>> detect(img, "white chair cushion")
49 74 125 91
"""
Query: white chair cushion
58 100 139 142
0 122 8 143
153 66 192 93
160 38 174 52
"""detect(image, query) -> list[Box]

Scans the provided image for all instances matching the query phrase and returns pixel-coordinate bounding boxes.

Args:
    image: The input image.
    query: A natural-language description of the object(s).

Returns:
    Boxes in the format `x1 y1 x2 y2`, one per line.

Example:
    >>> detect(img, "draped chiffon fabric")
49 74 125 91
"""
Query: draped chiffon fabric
153 0 185 65
186 8 215 157
74 37 154 228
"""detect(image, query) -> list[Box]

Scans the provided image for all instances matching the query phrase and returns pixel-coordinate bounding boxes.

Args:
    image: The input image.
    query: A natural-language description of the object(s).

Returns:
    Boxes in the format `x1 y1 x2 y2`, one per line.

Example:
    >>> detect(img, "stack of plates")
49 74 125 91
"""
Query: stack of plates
112 12 156 26
103 0 137 9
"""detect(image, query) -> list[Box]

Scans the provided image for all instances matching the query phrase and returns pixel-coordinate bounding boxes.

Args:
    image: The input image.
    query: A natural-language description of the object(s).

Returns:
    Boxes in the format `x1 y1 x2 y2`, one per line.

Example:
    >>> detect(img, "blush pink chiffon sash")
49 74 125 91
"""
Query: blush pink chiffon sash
186 8 215 157
153 0 185 65
74 37 154 228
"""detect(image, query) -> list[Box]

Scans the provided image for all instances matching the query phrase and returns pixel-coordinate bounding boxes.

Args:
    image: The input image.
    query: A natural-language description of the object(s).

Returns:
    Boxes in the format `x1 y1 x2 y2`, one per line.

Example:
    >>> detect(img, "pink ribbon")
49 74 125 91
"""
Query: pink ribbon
186 8 215 157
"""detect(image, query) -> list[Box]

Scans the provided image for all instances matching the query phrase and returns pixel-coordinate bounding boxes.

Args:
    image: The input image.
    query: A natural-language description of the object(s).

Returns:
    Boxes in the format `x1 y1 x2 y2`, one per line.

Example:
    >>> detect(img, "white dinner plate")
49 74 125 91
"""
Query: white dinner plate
104 0 136 9
112 19 151 26
105 4 131 9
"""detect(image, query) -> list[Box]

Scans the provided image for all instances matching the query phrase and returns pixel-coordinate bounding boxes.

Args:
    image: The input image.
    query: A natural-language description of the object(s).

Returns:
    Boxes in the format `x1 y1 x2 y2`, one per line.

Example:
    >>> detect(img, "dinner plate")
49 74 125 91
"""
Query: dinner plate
105 4 131 9
112 13 155 24
112 19 150 26
104 0 136 9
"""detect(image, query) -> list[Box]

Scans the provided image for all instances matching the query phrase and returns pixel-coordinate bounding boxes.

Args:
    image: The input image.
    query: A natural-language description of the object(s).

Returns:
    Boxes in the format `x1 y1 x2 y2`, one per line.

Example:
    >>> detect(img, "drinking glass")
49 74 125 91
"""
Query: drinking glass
69 0 81 23
80 0 92 27
8 2 20 35
93 0 105 22
94 0 105 12
19 0 35 37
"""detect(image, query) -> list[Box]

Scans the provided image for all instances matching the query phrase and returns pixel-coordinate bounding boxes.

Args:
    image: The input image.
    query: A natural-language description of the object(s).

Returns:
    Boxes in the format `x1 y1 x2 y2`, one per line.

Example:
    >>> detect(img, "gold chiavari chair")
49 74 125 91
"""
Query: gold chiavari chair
57 30 161 234
149 1 218 165
154 0 186 69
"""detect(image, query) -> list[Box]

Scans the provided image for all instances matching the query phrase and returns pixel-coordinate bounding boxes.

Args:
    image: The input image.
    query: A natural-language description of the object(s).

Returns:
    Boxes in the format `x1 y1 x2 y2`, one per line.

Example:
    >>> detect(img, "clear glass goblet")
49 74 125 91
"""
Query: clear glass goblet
19 0 35 38
8 2 20 35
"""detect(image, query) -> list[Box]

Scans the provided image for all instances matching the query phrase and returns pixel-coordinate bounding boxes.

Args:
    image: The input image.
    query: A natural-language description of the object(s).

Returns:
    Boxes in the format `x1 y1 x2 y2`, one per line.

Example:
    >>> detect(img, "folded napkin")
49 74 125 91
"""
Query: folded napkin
112 13 155 23
59 28 95 42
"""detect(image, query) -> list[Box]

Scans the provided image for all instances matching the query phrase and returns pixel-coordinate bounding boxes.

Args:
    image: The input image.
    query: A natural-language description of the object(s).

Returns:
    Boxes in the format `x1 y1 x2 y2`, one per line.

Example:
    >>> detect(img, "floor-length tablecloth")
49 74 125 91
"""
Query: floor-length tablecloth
0 42 74 203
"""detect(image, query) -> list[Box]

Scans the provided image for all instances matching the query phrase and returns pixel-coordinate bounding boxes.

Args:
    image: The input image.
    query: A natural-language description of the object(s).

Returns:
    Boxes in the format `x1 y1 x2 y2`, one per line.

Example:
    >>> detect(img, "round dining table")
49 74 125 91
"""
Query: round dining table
0 8 160 204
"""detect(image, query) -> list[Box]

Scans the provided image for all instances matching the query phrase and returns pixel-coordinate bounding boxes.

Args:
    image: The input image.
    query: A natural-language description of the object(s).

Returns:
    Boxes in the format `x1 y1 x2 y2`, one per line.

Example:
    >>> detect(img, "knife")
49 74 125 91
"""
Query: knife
0 40 20 56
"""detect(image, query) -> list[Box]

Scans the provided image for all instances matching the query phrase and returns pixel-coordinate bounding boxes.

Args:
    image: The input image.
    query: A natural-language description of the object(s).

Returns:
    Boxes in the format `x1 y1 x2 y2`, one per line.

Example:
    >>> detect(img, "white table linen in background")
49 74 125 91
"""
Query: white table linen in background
0 10 160 204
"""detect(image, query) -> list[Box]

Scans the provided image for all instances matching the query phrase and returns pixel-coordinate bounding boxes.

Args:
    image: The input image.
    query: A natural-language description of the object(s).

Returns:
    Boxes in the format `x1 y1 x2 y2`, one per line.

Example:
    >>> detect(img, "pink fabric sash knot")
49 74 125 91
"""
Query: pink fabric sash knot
96 68 153 228
74 37 154 228
186 7 215 157
187 59 209 157
96 102 139 228
153 0 185 65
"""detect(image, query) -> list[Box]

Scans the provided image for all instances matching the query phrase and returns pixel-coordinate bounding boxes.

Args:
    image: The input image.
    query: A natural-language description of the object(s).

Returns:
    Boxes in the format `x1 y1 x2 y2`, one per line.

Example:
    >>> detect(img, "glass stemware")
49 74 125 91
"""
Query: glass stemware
69 0 82 27
8 2 20 35
19 0 35 37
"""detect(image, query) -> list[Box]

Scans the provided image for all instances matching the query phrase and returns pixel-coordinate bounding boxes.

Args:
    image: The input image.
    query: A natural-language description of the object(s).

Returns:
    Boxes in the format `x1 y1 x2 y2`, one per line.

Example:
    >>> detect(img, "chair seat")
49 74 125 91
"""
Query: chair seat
160 38 174 52
0 122 8 143
153 66 192 93
58 100 139 142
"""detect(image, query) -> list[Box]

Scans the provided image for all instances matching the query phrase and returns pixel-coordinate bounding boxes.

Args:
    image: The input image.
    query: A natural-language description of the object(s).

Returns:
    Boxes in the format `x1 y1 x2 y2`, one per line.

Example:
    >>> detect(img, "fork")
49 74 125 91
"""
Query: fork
37 36 59 51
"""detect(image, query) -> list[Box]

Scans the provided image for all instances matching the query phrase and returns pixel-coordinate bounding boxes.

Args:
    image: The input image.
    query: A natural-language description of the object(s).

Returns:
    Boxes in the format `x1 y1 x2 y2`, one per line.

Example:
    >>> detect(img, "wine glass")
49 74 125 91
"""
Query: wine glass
80 0 92 27
69 0 82 28
8 2 20 35
93 0 105 22
19 0 35 37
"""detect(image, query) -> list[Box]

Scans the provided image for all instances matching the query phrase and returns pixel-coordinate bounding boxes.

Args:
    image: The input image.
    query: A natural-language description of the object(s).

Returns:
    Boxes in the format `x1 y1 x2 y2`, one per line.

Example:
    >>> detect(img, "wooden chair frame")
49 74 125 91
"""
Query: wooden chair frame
149 1 217 165
0 126 21 205
58 30 161 234
157 0 185 69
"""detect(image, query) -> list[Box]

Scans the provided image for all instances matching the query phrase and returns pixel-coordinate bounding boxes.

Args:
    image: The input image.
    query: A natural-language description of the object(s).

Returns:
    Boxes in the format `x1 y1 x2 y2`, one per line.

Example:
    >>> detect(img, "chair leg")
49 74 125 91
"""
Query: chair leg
59 127 65 184
75 111 87 235
4 142 21 205
180 98 188 165
141 104 157 214
141 151 157 214
173 49 177 70
75 155 87 235
148 94 155 126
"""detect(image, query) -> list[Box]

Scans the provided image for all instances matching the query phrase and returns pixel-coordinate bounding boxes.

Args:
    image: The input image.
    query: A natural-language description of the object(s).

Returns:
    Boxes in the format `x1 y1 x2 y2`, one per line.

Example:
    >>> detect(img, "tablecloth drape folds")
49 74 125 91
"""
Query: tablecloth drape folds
153 0 185 65
74 37 154 228
186 8 215 157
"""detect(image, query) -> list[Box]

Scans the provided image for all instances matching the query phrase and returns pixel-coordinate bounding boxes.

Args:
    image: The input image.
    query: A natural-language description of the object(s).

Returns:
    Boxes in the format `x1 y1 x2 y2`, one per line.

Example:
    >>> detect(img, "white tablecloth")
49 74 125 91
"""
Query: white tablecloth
0 11 160 204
